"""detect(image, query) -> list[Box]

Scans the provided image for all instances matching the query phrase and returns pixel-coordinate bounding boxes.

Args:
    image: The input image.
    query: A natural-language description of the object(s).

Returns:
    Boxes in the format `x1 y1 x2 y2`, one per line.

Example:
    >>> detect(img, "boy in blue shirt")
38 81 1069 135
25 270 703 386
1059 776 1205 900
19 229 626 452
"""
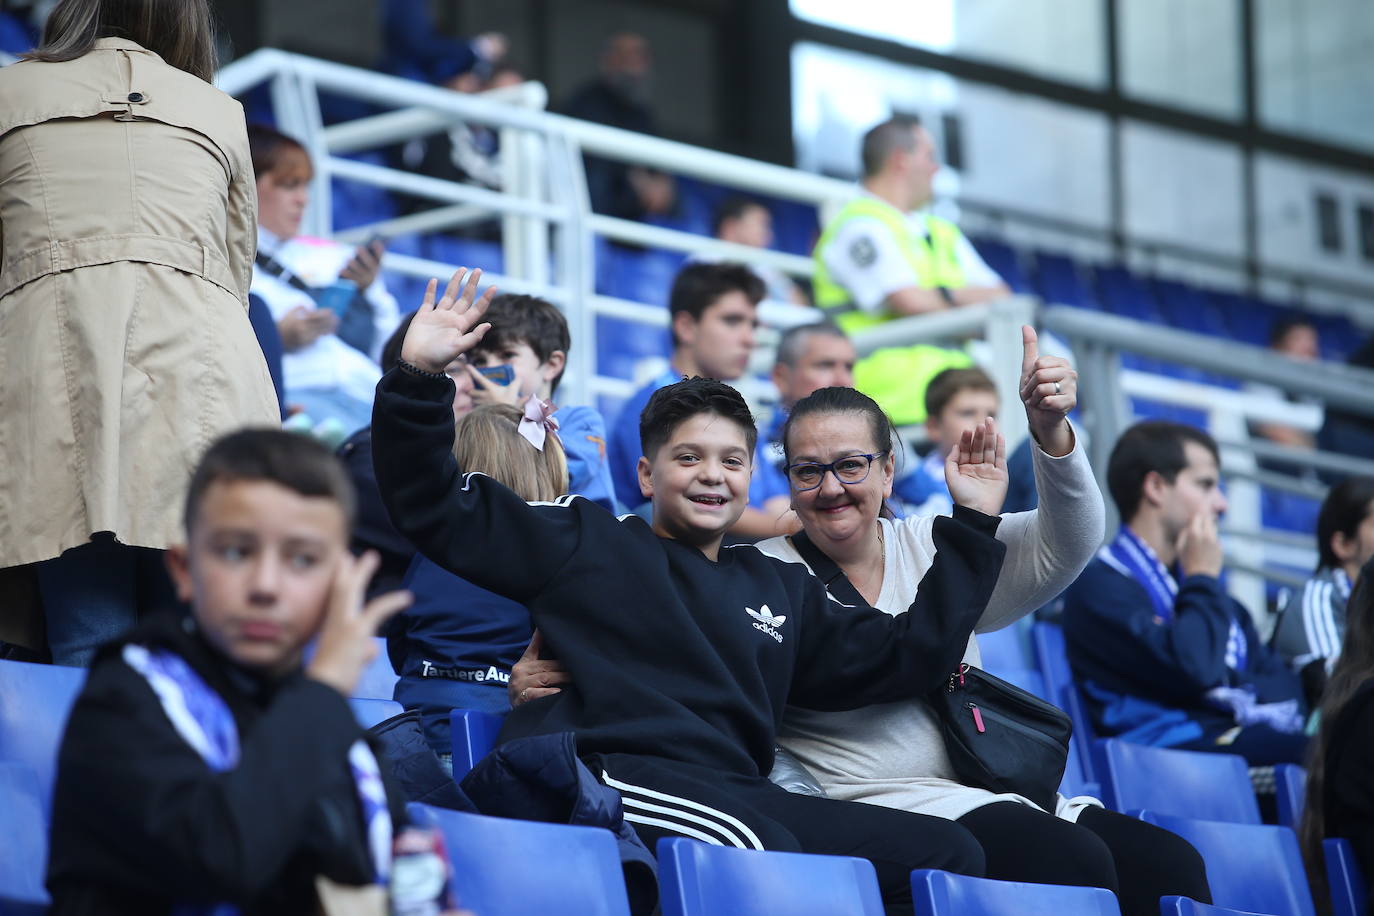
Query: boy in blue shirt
465 293 618 512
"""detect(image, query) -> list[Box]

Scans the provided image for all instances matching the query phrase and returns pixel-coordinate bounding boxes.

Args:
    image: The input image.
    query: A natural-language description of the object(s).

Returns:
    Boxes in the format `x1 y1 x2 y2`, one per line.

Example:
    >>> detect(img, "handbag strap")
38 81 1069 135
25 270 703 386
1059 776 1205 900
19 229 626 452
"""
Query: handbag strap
789 530 868 608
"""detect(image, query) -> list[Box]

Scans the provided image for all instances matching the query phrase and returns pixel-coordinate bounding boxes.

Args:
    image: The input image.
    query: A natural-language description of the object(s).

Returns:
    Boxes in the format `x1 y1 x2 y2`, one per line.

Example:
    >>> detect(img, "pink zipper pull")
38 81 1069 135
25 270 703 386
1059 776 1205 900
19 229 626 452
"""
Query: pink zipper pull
970 704 986 734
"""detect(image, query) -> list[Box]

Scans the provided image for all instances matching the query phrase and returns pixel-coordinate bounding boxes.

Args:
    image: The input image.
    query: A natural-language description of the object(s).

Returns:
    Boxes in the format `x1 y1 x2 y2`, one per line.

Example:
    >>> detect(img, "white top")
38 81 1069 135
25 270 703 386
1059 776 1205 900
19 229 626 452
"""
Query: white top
820 193 1003 312
250 228 401 404
756 432 1105 822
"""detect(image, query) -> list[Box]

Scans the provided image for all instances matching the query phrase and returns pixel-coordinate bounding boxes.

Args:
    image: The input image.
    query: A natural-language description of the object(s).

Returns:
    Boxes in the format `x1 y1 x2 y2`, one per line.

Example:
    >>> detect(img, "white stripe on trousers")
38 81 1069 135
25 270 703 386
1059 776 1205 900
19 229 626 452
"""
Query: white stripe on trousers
602 770 766 850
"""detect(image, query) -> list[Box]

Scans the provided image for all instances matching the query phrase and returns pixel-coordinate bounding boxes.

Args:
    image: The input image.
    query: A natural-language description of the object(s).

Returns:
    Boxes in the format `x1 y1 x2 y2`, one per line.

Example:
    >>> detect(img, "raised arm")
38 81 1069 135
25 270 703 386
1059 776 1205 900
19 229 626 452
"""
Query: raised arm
788 506 1006 711
372 269 582 600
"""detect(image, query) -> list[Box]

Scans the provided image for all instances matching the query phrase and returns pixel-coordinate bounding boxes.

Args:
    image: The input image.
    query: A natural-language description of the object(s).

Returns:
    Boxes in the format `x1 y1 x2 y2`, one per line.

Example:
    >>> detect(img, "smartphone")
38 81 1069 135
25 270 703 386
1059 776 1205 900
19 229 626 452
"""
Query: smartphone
315 279 357 318
475 364 516 386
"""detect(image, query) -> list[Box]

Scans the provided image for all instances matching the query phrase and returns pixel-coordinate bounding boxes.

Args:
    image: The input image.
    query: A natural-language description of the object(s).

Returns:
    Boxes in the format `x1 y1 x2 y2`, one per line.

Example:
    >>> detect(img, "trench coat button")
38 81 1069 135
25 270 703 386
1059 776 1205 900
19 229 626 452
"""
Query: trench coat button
127 92 144 103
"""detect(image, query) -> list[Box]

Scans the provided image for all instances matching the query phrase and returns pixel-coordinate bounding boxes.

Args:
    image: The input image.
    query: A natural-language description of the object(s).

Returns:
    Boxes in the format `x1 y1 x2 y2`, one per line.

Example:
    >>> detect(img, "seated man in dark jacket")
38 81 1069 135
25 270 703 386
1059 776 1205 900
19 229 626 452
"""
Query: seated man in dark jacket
47 430 415 915
1063 420 1308 765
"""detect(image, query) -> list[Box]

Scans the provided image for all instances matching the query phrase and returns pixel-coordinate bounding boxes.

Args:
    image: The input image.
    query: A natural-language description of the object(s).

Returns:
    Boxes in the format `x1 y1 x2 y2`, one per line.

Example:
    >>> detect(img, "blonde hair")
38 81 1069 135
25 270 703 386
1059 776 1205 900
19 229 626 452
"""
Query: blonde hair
453 404 569 502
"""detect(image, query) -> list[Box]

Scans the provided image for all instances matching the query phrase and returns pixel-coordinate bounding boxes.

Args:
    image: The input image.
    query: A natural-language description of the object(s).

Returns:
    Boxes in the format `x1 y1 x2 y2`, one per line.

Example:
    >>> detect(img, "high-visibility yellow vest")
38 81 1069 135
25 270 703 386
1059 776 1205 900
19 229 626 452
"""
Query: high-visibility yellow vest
812 197 972 425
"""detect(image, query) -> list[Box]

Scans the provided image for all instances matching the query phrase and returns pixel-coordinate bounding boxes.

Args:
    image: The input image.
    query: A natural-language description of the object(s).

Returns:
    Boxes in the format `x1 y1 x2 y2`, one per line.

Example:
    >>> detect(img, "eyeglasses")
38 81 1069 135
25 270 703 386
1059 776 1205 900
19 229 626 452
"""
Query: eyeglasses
784 452 887 492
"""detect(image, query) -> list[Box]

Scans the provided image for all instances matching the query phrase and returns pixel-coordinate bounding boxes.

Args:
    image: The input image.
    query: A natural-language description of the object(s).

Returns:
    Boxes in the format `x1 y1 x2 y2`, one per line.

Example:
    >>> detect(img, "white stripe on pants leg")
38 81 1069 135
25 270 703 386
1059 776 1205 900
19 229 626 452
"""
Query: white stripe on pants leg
603 770 765 850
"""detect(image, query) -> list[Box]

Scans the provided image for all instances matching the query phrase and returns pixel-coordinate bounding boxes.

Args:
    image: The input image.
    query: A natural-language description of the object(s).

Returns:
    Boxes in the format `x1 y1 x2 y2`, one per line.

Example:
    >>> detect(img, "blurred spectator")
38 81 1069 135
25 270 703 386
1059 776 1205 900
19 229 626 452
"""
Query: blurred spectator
1248 317 1323 452
560 32 676 220
1271 476 1374 704
813 114 1009 425
0 3 40 55
0 0 279 666
606 262 763 509
731 322 856 540
1299 555 1374 914
1063 421 1308 765
249 125 402 438
379 0 506 85
690 197 809 305
1318 337 1374 482
894 367 1000 516
399 62 525 199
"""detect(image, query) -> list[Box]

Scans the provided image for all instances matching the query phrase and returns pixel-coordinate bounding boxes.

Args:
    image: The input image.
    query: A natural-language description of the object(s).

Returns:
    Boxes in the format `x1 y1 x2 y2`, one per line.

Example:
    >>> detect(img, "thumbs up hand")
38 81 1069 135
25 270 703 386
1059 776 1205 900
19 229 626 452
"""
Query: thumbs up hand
1018 325 1077 457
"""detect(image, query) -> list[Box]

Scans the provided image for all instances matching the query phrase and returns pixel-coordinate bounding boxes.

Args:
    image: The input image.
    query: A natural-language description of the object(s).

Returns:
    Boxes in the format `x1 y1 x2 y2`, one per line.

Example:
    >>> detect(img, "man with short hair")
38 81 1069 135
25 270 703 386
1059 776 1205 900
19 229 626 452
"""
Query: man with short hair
1062 421 1308 765
731 323 856 540
707 196 808 305
813 114 1010 426
606 262 763 508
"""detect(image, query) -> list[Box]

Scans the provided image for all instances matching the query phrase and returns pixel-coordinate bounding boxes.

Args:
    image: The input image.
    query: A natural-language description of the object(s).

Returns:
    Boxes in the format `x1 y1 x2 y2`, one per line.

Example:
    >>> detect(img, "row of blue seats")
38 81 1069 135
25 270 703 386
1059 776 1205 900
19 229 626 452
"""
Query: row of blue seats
2 744 1356 916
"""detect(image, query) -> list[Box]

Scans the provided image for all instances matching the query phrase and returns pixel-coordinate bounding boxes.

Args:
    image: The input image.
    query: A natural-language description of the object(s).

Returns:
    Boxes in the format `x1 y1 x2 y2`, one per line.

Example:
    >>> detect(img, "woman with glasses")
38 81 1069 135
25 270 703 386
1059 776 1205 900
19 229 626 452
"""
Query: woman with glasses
753 326 1212 916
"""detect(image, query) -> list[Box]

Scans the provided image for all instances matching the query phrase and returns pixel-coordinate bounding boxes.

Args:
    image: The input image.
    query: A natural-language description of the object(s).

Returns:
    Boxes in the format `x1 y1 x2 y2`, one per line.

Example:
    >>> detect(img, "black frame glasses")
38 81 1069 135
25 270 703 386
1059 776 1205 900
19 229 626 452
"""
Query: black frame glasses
783 451 888 492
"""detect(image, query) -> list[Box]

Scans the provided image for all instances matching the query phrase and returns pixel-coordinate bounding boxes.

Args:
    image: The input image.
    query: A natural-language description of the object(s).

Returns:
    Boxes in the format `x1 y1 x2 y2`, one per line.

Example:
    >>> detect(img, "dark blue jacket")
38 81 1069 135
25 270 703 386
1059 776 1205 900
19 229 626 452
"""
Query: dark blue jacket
389 554 533 752
1063 557 1304 746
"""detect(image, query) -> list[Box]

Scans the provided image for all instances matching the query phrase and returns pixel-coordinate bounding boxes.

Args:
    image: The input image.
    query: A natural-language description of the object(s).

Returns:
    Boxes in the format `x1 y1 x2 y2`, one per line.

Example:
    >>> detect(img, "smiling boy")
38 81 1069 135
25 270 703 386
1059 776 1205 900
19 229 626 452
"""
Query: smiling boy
372 269 1011 912
47 430 411 915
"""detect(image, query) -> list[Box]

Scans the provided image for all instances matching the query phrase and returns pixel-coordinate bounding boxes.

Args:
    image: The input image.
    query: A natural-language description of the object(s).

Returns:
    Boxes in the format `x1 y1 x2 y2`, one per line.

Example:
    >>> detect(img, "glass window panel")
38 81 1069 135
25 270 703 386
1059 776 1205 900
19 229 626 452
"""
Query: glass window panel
792 43 1111 229
1122 122 1244 257
1119 0 1242 119
1255 153 1374 285
790 0 1106 87
1257 0 1374 151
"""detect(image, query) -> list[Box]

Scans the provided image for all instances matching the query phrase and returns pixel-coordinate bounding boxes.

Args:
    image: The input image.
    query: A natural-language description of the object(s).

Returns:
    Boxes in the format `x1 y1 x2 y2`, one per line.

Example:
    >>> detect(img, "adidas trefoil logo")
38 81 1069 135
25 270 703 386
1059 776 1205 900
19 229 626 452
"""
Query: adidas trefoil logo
746 605 785 643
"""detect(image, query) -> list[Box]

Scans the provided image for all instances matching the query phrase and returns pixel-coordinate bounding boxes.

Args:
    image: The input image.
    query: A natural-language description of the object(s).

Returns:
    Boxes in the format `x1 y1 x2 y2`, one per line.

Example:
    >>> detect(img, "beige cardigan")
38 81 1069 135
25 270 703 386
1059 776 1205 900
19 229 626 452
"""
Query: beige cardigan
0 38 278 567
756 433 1106 821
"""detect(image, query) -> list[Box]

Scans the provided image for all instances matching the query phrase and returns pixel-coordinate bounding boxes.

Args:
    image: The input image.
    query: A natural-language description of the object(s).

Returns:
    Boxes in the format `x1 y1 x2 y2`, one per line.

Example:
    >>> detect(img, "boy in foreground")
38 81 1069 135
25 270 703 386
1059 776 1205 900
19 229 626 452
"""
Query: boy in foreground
373 269 1011 913
47 431 418 915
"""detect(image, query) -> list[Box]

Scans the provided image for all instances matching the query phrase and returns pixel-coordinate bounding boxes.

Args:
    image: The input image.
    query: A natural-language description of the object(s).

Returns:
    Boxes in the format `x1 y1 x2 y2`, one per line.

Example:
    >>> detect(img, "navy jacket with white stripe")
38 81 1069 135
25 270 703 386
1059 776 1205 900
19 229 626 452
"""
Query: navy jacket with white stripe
372 367 1007 778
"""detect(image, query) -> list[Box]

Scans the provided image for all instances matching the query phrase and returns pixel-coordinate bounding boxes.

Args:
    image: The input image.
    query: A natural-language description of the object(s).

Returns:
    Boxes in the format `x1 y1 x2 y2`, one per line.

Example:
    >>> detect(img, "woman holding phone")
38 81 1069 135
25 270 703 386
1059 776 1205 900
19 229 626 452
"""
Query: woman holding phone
0 0 279 666
248 124 401 436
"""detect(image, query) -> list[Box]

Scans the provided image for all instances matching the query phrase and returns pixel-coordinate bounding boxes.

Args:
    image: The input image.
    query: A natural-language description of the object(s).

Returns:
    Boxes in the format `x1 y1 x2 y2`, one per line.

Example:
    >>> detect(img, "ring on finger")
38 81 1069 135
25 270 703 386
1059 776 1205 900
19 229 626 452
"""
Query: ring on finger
1053 381 1061 395
520 688 529 702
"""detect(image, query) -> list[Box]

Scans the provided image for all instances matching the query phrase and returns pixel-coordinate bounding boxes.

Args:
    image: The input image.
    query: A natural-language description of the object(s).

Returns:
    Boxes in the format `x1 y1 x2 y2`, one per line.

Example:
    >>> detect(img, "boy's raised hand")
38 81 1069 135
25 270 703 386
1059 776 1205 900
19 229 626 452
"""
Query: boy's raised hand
307 551 412 698
945 416 1008 516
400 268 495 374
1019 325 1077 457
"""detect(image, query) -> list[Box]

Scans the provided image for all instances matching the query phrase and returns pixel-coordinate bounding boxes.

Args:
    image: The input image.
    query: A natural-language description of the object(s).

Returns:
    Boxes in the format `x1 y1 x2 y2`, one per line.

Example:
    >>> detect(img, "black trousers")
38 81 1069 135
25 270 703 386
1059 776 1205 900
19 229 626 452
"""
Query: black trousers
1178 723 1310 766
594 754 985 916
956 802 1212 916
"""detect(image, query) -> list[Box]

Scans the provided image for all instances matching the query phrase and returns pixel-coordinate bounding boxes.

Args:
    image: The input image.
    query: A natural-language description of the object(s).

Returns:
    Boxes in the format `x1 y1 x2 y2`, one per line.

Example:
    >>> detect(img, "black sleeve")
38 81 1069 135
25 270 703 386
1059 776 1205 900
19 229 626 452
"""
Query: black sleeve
787 506 1007 710
371 367 583 601
49 662 371 902
1328 689 1374 900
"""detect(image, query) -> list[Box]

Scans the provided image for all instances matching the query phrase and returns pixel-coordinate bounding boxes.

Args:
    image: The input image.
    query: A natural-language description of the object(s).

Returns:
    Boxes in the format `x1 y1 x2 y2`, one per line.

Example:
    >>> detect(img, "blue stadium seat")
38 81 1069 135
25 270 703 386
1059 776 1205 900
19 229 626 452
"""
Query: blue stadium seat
1135 811 1316 916
596 314 671 382
1095 740 1259 823
449 708 504 780
1274 765 1306 830
1262 490 1322 536
1323 837 1367 916
0 660 84 811
658 837 883 916
1154 280 1229 339
425 236 505 275
1031 622 1073 703
910 868 1121 915
1030 622 1099 786
1160 897 1275 916
0 761 50 911
976 622 1031 674
352 637 399 701
330 152 398 231
600 245 686 306
968 236 1030 294
347 697 402 729
410 803 631 915
1031 251 1095 309
1094 265 1161 323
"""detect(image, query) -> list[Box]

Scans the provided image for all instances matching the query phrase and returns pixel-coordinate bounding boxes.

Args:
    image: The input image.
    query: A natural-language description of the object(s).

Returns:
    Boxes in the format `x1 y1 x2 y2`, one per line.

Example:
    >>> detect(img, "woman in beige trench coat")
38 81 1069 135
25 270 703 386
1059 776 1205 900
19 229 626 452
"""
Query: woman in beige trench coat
0 0 279 665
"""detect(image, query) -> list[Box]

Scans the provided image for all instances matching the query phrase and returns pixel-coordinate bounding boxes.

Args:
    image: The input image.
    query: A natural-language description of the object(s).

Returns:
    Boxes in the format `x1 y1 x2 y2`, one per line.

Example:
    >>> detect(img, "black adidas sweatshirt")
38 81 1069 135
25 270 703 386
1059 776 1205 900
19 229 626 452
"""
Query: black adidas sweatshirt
373 368 1007 778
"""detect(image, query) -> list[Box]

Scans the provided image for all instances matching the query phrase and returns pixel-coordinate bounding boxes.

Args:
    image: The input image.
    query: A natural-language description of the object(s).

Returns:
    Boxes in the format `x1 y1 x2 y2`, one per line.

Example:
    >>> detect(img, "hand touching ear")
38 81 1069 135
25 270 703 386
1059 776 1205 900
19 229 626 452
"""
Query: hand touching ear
399 268 496 374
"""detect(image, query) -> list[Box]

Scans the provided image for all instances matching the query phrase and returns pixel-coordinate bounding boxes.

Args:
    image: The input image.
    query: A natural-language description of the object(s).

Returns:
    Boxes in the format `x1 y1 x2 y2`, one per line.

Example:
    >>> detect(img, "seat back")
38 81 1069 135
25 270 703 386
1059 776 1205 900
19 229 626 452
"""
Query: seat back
910 868 1121 915
1323 838 1368 916
657 837 883 916
1098 740 1260 824
1031 623 1073 708
410 803 631 916
1136 812 1315 916
352 637 400 701
1160 896 1278 916
348 697 403 729
976 623 1032 675
0 660 85 811
1274 765 1306 829
0 761 50 907
449 708 503 780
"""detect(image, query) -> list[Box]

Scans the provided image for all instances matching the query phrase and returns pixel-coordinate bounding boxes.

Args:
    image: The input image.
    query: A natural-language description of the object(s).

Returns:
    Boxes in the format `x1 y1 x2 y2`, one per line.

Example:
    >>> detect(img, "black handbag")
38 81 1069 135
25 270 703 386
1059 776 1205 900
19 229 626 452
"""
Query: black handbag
789 530 1072 812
